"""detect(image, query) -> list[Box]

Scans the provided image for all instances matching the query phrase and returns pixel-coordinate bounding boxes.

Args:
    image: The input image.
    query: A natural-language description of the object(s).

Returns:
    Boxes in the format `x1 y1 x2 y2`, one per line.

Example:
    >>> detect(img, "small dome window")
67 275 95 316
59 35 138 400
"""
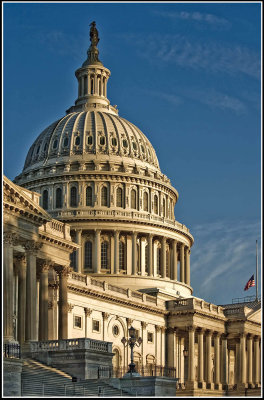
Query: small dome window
132 142 137 150
112 137 117 146
87 136 93 145
63 137 69 147
112 325 120 337
100 136 105 145
123 139 128 148
141 145 145 153
53 139 58 149
75 136 80 146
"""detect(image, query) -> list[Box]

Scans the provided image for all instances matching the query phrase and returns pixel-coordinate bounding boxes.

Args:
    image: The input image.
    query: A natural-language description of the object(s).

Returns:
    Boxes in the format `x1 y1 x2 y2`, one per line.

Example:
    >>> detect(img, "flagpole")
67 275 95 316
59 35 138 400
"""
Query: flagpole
256 240 258 301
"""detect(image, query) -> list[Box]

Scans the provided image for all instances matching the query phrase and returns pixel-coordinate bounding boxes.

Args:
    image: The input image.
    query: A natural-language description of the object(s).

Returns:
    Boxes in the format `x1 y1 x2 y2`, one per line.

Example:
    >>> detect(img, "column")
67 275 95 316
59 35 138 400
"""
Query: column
214 333 221 389
205 330 213 388
132 232 137 275
167 327 176 368
185 248 190 285
240 333 246 387
247 334 253 388
84 308 92 337
197 328 205 387
57 266 71 340
155 325 161 365
187 326 195 388
141 322 147 366
24 241 41 342
148 234 153 276
114 230 120 274
161 237 166 279
38 261 51 341
94 229 101 273
180 243 185 283
160 327 166 367
102 312 109 341
221 335 228 388
235 341 240 384
3 233 17 343
253 336 260 387
172 240 178 281
14 255 27 345
76 229 82 273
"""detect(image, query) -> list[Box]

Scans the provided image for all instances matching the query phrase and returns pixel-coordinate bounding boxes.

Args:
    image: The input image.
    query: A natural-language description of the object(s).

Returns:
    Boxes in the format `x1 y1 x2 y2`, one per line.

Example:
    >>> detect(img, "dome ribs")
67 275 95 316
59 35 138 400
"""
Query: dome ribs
97 111 110 155
105 112 122 157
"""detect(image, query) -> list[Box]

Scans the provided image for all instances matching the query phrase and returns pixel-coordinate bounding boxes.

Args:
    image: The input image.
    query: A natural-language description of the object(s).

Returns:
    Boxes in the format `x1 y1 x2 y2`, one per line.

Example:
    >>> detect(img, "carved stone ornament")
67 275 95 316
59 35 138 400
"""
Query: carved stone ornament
23 240 42 254
84 308 92 317
14 254 26 266
3 232 19 246
55 265 72 277
102 312 110 320
141 321 147 329
126 318 133 326
68 303 74 313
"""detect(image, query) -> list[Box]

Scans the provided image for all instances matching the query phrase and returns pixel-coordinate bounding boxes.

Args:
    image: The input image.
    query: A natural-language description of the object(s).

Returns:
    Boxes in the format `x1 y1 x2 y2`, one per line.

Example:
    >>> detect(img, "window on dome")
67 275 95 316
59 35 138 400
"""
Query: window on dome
131 189 136 209
119 242 126 270
53 139 58 149
154 195 158 214
56 188 62 208
70 186 77 207
42 190 48 210
100 136 105 146
132 142 137 150
84 241 92 269
116 187 123 208
143 192 148 212
75 136 80 146
86 186 93 206
87 136 93 145
91 78 94 94
63 137 69 147
141 145 145 153
84 75 87 95
101 241 109 269
112 137 117 146
101 186 108 206
122 139 128 148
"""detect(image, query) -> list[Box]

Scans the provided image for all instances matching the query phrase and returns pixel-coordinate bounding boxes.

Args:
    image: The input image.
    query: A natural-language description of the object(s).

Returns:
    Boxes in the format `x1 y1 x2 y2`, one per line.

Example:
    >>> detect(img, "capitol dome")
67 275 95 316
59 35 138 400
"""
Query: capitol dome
15 22 193 298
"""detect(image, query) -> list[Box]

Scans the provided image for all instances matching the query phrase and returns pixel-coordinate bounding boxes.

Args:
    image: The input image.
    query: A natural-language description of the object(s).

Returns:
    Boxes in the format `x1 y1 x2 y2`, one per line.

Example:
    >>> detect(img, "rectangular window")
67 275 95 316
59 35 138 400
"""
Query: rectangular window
147 332 154 343
92 319 100 332
74 315 82 329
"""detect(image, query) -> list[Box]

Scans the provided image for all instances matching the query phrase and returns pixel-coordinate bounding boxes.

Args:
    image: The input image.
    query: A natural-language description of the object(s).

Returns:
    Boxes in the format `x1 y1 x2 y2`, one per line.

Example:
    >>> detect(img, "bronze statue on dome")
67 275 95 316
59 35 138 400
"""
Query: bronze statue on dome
90 21 99 46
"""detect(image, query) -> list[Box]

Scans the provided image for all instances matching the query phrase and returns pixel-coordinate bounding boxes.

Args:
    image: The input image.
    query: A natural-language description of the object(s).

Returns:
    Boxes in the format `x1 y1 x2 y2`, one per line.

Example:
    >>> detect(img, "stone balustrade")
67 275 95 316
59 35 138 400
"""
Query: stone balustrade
168 297 225 316
30 338 112 353
39 219 71 240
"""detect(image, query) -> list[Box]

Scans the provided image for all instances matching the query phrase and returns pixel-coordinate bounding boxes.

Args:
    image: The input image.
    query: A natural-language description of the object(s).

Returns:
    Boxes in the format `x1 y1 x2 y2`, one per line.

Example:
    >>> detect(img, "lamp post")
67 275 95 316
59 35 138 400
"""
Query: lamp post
121 326 142 375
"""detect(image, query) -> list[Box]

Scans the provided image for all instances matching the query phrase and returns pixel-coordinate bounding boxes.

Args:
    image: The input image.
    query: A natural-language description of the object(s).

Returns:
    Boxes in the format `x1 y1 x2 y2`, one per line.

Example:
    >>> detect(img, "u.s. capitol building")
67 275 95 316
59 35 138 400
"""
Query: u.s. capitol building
3 22 261 397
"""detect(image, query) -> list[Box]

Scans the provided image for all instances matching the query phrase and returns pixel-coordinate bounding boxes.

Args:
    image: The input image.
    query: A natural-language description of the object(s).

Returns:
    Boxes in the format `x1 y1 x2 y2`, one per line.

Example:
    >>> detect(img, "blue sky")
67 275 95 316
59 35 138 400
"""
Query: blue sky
3 1 261 304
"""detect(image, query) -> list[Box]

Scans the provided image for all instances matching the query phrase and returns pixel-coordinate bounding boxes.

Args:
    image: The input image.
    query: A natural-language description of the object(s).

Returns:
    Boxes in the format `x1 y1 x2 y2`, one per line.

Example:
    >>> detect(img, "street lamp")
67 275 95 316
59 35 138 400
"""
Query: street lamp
121 326 142 375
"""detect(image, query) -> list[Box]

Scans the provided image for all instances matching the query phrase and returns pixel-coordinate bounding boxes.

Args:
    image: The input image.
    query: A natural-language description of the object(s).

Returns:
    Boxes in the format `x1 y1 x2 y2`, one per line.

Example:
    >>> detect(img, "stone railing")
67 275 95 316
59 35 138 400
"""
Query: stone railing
39 219 71 241
51 209 191 235
168 297 225 316
224 307 245 316
30 338 112 353
68 273 161 308
3 343 21 359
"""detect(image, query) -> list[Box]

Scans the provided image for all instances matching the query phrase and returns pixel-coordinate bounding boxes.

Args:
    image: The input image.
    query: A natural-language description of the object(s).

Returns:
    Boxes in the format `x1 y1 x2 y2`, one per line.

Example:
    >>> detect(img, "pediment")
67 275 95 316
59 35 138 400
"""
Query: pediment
247 307 261 323
3 175 51 224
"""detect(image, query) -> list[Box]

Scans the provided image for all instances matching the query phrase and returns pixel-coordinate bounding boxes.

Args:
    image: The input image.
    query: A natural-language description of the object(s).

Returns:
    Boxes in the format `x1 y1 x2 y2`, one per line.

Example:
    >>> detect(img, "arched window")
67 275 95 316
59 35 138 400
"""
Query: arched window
91 78 94 94
154 195 158 214
101 186 108 206
157 247 161 275
131 189 136 209
84 241 92 269
101 241 109 269
143 192 148 212
42 190 48 210
116 187 123 207
70 186 77 207
56 188 62 208
86 186 92 206
119 242 126 270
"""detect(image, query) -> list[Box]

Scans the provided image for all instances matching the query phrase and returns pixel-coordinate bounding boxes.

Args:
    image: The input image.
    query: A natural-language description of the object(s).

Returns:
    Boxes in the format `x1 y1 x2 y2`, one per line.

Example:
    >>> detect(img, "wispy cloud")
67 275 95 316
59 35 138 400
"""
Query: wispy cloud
153 10 231 29
190 219 261 304
145 90 182 106
121 33 260 79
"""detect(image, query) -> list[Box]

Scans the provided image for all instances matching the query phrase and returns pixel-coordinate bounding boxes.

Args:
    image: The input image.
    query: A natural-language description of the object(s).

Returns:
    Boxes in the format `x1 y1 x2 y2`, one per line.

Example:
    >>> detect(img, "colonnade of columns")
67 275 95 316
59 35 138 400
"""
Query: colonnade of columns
78 71 108 98
74 229 191 285
167 326 261 390
3 232 71 346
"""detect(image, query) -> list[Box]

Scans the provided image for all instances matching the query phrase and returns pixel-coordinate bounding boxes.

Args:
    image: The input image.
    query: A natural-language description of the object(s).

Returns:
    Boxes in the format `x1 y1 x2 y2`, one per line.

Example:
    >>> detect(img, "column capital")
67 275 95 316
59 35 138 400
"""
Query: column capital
246 333 253 339
196 327 206 334
114 230 120 236
23 240 42 254
68 303 74 313
141 321 147 329
166 327 175 334
14 254 26 267
126 318 134 326
205 329 213 336
55 265 72 277
155 325 161 332
4 232 19 246
160 326 166 333
148 233 153 239
39 259 54 273
102 312 110 320
188 325 195 332
94 229 101 235
253 335 260 342
84 307 92 317
213 331 222 338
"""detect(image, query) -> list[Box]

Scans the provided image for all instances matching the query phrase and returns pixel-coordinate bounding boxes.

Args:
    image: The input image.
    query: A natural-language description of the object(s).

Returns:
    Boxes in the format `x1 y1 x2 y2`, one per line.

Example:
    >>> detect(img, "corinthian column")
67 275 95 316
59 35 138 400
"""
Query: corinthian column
197 328 205 387
253 336 260 387
94 229 101 273
56 266 71 339
148 234 153 276
14 255 27 345
180 243 185 283
132 232 137 275
214 333 221 389
114 230 120 274
221 334 228 388
75 229 82 273
205 330 213 388
172 240 178 281
185 248 190 285
3 232 18 343
240 333 246 387
24 240 42 342
187 326 195 388
247 334 253 388
39 261 52 341
161 237 166 279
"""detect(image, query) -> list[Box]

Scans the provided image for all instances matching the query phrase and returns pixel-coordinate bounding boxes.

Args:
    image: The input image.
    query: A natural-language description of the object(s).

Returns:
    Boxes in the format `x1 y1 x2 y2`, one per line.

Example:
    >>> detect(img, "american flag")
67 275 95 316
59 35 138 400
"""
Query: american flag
244 275 255 291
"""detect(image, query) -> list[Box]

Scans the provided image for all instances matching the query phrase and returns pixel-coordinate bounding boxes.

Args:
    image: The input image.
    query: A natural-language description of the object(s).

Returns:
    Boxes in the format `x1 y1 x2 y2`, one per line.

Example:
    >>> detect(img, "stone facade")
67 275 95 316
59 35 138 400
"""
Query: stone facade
3 23 261 396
